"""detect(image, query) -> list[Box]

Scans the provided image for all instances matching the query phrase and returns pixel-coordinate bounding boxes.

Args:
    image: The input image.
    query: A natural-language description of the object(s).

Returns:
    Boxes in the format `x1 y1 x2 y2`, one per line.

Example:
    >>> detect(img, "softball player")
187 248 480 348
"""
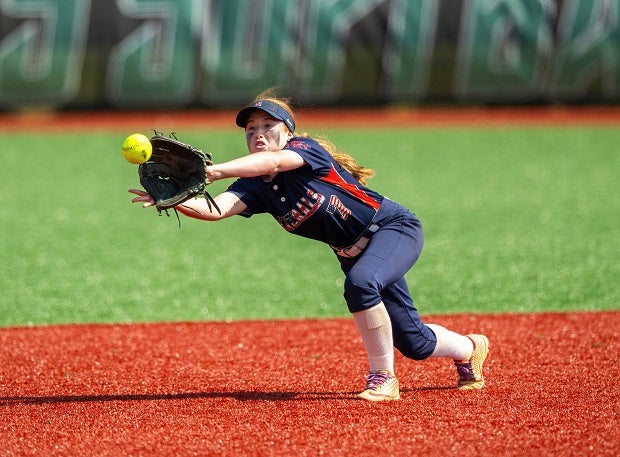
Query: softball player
129 92 489 401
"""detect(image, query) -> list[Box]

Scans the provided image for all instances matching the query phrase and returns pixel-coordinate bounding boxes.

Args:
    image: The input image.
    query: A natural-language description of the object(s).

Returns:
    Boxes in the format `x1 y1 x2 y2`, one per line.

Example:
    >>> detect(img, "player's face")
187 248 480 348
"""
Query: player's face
245 111 293 154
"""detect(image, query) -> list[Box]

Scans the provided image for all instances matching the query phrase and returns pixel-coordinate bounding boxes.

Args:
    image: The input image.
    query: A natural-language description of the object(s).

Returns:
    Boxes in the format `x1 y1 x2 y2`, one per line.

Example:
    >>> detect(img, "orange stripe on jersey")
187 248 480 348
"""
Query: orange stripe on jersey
319 166 381 211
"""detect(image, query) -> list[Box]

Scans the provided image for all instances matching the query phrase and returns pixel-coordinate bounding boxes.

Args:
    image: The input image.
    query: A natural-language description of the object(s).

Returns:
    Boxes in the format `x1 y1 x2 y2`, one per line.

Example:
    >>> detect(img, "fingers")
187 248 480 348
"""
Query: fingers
128 188 155 208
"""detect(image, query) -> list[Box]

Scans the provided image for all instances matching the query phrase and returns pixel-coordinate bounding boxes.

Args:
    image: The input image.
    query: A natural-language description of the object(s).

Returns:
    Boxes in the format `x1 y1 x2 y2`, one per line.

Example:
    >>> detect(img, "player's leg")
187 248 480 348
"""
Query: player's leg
341 217 423 401
382 286 489 389
379 278 436 360
352 302 394 374
351 302 399 401
344 252 401 401
426 324 489 389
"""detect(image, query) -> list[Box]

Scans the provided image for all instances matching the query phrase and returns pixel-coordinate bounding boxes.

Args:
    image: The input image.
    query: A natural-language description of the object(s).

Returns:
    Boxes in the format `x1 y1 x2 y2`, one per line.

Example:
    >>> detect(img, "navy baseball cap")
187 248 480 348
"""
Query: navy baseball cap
235 100 295 133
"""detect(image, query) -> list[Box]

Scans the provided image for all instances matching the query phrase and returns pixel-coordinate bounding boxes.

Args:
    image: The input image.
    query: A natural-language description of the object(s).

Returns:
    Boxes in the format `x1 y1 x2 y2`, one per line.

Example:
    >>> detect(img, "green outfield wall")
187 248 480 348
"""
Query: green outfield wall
0 0 618 110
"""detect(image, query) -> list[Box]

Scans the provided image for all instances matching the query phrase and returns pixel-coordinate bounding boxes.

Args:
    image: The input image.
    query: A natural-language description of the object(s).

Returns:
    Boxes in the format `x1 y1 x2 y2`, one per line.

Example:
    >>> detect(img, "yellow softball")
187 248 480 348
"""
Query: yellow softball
122 133 152 164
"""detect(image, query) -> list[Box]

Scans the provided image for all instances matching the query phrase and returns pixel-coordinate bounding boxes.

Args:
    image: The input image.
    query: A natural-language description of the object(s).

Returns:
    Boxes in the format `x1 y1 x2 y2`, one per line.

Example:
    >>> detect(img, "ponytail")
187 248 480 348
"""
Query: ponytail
305 134 375 186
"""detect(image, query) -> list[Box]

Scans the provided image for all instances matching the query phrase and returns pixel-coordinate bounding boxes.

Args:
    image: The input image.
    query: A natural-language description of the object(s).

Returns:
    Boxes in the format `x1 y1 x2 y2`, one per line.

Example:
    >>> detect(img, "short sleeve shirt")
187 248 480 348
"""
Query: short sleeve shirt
226 137 384 247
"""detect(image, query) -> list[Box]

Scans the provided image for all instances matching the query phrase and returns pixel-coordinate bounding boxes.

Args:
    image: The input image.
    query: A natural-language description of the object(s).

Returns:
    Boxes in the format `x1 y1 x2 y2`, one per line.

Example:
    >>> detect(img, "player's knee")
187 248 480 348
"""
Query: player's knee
343 274 380 313
393 334 436 361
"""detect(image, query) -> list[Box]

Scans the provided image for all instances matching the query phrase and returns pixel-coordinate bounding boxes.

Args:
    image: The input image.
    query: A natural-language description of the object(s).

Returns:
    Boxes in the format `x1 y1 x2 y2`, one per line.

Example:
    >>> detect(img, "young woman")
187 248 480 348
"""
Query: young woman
129 92 489 401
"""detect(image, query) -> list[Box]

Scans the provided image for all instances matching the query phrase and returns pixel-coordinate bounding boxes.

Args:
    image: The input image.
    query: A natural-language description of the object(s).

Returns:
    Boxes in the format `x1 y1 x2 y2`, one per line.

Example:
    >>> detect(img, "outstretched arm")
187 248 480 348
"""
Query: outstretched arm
206 149 304 182
129 189 246 221
129 149 302 220
176 191 247 221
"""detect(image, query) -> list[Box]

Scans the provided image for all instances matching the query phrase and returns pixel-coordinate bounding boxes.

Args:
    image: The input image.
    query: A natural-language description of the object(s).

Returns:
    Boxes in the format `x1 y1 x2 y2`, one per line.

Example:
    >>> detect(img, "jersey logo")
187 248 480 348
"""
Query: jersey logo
326 195 351 220
276 188 325 231
288 140 310 150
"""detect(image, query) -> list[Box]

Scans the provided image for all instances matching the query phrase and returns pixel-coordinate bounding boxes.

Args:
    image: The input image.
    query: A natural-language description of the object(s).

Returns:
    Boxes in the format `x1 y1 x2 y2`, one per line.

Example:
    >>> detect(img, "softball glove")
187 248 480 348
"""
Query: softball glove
138 132 220 215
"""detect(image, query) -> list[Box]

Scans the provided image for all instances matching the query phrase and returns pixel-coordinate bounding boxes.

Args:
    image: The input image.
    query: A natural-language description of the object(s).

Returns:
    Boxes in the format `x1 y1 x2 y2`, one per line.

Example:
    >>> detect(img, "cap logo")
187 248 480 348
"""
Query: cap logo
236 99 295 133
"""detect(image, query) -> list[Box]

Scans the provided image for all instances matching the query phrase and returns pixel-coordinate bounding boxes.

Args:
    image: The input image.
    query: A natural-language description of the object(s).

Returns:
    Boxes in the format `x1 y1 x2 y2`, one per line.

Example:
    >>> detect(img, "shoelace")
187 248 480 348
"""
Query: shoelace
455 361 475 381
364 371 392 390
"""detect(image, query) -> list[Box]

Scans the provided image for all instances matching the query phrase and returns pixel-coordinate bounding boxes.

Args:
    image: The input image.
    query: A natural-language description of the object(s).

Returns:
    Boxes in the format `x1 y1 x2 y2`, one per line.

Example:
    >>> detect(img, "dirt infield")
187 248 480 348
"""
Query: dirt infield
2 105 620 132
1 312 618 456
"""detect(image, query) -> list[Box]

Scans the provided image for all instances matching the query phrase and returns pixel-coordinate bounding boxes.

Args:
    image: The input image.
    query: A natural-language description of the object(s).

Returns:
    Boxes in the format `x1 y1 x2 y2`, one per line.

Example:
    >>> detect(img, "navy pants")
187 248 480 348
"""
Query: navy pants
337 199 437 360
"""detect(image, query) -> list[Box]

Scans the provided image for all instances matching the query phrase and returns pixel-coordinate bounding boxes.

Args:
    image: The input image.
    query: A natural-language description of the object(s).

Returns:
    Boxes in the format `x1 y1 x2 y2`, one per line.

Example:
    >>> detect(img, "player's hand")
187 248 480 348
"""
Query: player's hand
129 188 155 208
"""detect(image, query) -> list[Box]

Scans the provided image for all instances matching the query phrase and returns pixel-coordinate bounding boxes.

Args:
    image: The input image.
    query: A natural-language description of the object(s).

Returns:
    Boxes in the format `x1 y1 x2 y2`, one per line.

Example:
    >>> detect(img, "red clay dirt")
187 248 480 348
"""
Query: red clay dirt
0 312 618 456
2 105 620 132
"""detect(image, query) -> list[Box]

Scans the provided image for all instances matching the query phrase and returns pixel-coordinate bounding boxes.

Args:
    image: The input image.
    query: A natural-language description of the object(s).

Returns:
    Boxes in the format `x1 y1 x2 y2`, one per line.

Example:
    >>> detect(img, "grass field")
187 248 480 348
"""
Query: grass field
1 126 618 326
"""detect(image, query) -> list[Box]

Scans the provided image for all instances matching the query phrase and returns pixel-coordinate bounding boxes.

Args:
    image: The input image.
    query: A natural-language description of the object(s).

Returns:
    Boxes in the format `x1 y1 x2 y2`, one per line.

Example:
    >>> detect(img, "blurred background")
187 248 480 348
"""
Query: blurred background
0 0 618 112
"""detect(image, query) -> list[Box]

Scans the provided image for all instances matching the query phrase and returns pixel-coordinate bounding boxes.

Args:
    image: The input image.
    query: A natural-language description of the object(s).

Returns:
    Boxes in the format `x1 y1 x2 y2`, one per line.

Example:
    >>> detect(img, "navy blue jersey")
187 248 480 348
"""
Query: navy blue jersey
226 137 384 247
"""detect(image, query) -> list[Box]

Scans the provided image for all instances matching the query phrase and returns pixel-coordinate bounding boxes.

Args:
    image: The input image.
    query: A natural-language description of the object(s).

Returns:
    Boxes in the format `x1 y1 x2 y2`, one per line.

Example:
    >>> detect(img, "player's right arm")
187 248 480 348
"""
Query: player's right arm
206 150 304 181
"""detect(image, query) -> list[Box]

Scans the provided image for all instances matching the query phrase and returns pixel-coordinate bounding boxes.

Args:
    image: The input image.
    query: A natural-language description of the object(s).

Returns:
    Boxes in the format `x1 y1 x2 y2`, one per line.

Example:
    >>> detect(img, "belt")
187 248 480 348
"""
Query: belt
332 223 380 258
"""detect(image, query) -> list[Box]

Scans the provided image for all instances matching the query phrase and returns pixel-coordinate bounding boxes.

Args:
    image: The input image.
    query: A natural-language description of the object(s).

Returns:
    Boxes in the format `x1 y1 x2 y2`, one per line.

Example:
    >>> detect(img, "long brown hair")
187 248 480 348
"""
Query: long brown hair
252 90 375 185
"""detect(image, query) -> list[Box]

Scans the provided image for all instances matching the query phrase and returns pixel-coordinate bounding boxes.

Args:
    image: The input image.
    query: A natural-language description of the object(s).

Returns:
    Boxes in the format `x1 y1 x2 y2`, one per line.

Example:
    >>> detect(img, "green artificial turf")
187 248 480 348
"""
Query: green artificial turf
1 127 618 326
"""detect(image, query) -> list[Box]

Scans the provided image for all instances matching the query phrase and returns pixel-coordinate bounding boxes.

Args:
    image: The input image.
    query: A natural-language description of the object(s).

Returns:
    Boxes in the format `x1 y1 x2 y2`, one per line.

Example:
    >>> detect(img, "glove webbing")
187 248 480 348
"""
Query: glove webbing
159 207 182 228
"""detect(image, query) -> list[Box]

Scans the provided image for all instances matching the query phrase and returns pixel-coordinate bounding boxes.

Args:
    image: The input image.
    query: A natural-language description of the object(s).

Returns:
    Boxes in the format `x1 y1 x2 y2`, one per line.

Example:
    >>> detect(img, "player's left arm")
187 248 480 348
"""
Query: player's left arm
176 191 246 221
128 189 245 221
206 150 304 182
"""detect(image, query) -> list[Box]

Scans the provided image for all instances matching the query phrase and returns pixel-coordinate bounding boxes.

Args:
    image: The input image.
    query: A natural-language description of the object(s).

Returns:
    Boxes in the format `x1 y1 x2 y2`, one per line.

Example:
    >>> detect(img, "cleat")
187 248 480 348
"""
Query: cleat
455 334 489 390
358 370 400 401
